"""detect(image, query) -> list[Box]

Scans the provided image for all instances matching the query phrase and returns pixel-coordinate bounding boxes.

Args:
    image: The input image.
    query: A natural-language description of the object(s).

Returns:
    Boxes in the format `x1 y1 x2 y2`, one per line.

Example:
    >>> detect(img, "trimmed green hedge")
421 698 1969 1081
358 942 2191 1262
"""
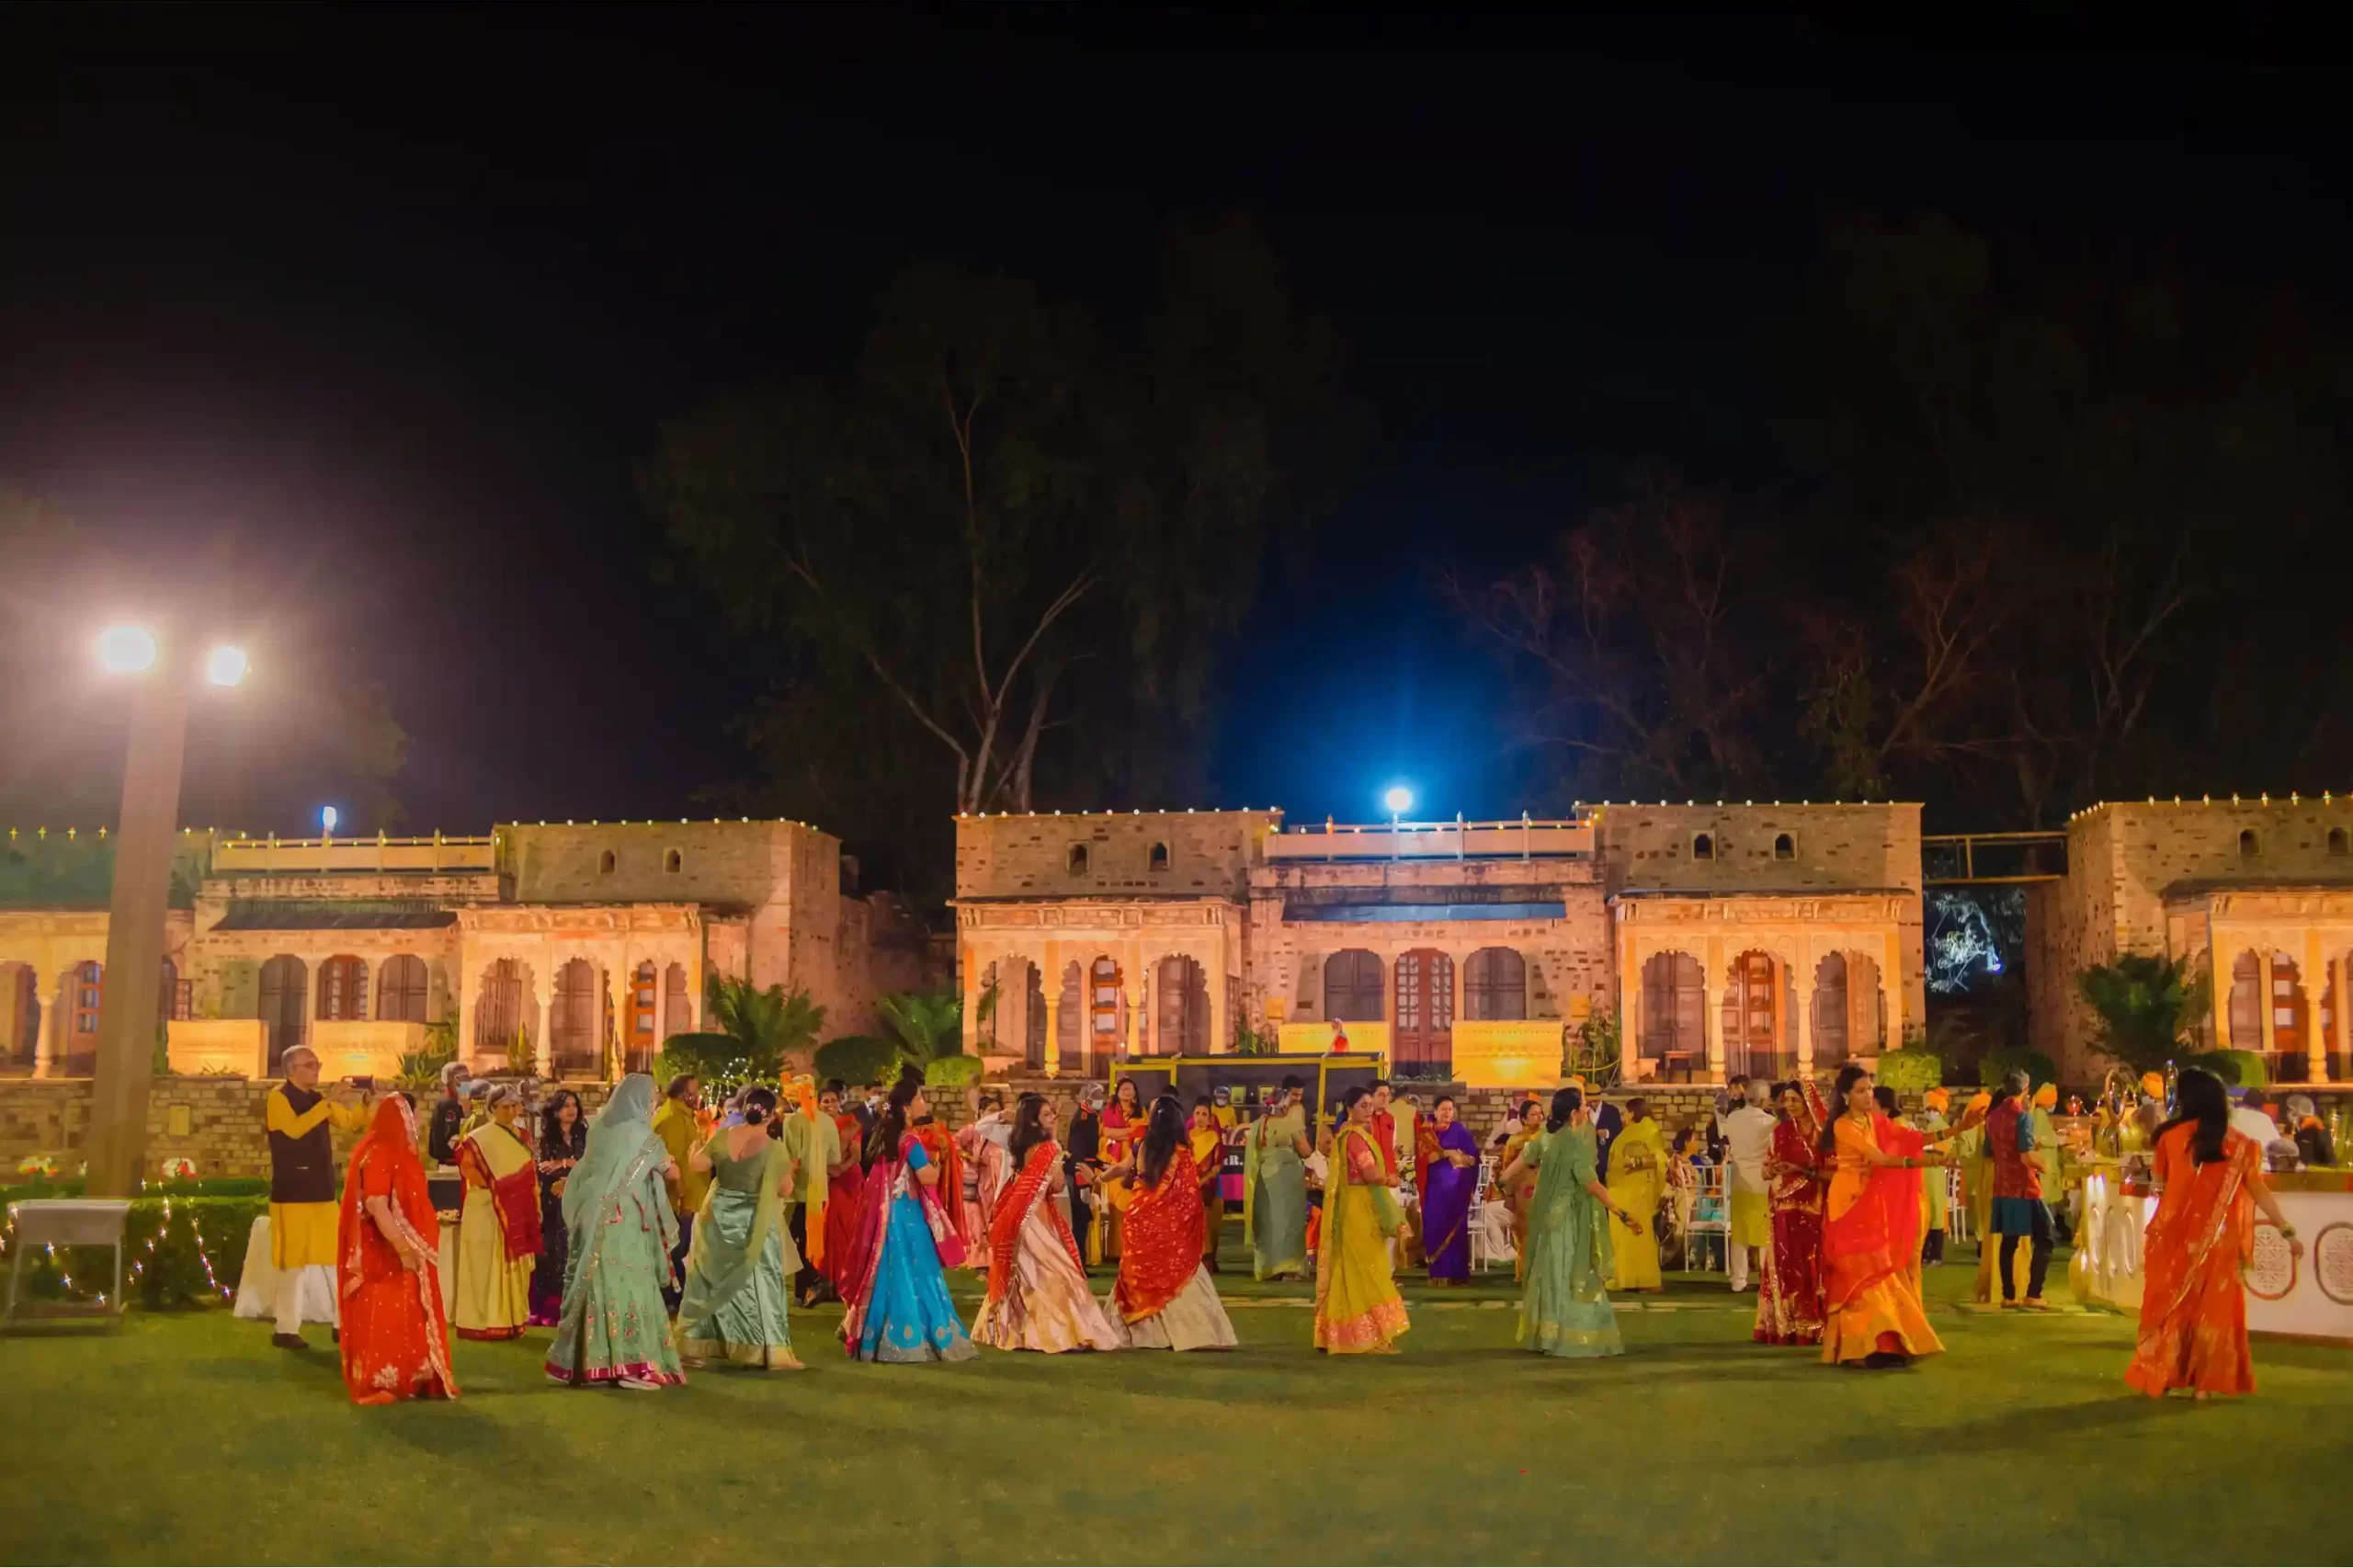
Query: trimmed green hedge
1873 1048 1945 1094
923 1053 984 1088
0 1176 269 1206
2 1194 265 1310
814 1035 904 1087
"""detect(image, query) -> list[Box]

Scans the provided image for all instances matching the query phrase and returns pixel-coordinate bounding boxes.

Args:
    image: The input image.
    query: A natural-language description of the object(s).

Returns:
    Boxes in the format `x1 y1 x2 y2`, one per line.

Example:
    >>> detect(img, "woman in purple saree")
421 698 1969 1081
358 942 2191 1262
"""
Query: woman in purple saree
1420 1096 1482 1284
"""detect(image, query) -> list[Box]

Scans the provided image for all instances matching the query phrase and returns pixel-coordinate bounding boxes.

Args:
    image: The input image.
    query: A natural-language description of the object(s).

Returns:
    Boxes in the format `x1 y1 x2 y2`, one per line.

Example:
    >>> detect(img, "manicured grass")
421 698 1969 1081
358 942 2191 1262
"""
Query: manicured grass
4 1238 2348 1565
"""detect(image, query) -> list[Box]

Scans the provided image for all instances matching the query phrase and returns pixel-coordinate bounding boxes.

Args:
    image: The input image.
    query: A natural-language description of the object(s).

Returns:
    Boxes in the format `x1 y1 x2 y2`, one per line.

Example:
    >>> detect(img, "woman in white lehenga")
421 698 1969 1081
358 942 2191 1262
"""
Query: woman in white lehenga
971 1095 1123 1354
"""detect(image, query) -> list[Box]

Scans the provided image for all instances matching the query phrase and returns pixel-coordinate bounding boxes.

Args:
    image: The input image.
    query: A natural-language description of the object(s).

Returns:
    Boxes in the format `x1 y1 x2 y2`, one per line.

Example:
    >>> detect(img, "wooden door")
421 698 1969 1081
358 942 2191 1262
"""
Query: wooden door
628 962 658 1074
259 956 307 1074
1722 952 1779 1081
1392 949 1454 1074
551 960 600 1074
1324 950 1383 1022
2270 952 2310 1083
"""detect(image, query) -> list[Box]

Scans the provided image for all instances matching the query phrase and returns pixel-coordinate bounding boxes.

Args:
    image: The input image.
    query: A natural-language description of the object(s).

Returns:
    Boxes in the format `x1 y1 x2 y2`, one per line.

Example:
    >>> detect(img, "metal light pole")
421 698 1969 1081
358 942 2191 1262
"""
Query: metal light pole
85 631 245 1199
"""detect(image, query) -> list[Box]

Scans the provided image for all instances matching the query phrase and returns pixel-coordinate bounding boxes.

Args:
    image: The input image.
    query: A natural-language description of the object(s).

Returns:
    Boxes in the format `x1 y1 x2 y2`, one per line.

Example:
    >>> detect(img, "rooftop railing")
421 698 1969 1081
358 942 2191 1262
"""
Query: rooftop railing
211 833 500 874
1265 815 1594 861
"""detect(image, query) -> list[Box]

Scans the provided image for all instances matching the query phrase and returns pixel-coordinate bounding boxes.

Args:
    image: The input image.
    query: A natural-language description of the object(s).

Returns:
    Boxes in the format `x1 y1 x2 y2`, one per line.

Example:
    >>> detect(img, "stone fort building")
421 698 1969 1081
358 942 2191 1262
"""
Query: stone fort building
6 795 2351 1095
1 820 931 1082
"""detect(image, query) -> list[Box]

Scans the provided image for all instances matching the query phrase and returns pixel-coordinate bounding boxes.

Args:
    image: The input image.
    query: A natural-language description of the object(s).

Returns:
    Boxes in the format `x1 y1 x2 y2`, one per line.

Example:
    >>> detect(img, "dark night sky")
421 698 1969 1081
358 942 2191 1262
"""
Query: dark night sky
3 7 2342 844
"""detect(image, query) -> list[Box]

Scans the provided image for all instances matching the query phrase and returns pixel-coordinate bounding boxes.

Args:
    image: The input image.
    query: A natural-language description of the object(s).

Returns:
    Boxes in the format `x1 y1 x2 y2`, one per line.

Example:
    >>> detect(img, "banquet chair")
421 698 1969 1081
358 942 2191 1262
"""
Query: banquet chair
1467 1155 1500 1272
1684 1165 1729 1274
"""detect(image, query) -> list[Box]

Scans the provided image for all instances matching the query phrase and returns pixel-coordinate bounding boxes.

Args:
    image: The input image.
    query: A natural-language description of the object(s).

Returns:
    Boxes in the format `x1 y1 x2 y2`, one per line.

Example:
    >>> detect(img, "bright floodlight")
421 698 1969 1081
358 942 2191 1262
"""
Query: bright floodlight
204 645 250 687
321 805 339 835
98 625 159 674
1383 785 1414 815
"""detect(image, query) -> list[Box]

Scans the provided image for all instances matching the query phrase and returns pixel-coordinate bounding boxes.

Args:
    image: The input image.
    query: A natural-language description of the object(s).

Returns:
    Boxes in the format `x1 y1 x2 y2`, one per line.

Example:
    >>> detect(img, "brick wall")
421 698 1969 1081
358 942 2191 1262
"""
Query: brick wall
1589 802 1923 896
955 811 1279 901
505 820 821 909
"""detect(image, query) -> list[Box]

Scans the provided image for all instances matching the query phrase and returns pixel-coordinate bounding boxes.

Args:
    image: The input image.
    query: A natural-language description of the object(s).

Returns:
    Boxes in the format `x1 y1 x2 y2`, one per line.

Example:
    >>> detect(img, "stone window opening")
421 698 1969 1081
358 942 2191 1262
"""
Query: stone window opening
1774 833 1795 859
1465 947 1528 1020
1148 840 1171 873
2238 828 2260 859
598 849 617 875
317 954 369 1021
665 848 683 873
2330 826 2348 857
1692 832 1715 861
1068 843 1091 875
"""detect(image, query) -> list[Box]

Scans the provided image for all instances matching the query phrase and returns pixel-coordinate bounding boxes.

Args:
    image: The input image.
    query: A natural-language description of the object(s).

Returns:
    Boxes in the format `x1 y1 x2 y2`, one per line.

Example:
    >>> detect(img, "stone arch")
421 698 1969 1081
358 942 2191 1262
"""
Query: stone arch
1812 951 1850 1069
550 958 601 1075
378 954 431 1023
317 954 369 1021
1465 947 1528 1020
626 960 660 1074
664 961 692 1039
1154 953 1209 1056
2230 949 2309 1083
258 954 307 1074
1639 951 1704 1074
474 957 535 1063
1323 949 1383 1022
1721 949 1782 1083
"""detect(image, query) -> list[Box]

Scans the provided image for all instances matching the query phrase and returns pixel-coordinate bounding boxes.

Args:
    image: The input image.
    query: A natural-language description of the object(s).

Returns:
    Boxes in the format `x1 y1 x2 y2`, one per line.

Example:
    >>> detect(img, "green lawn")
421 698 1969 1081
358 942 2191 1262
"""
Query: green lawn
4 1237 2348 1565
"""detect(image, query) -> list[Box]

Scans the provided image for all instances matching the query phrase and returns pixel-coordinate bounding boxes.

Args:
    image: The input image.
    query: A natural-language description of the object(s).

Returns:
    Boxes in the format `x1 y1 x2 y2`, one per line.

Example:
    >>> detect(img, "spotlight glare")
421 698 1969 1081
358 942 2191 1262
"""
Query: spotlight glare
204 645 250 687
98 625 158 674
1382 785 1414 815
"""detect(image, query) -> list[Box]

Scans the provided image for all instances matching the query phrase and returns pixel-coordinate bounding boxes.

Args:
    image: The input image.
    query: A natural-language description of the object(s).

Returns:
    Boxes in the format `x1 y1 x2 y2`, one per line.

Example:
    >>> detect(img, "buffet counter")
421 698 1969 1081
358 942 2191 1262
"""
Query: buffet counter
2077 1164 2353 1343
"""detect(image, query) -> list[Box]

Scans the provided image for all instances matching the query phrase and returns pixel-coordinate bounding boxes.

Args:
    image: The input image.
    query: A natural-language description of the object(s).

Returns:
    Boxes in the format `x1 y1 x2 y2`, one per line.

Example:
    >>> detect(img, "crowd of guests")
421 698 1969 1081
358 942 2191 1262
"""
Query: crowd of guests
259 1048 2309 1405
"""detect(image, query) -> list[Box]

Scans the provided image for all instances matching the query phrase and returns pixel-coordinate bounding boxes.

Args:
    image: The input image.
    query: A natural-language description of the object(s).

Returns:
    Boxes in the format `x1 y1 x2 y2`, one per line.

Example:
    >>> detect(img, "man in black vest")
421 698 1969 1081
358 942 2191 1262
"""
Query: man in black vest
264 1046 370 1348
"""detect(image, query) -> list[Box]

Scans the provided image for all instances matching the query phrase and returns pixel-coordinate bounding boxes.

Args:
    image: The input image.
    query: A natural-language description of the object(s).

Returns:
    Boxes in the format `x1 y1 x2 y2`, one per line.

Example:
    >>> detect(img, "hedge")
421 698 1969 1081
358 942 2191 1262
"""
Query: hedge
923 1053 984 1089
814 1035 904 1086
1 1193 265 1310
0 1176 268 1206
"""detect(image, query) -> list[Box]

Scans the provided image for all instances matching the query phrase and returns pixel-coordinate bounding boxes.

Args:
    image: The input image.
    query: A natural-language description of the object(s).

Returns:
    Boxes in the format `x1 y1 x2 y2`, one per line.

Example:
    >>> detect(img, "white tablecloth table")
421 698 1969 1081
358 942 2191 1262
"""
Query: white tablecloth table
231 1213 460 1321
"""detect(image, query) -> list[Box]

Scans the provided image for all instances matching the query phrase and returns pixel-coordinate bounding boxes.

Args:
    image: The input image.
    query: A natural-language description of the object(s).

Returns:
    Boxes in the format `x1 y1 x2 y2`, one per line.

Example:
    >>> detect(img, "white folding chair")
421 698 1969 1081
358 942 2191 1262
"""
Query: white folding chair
1684 1165 1729 1275
1466 1155 1503 1272
1946 1165 1972 1246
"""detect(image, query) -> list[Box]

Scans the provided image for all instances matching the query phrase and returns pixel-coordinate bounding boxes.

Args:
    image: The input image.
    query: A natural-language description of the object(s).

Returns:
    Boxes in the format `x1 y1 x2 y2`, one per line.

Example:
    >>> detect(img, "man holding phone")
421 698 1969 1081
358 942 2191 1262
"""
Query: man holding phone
263 1047 371 1348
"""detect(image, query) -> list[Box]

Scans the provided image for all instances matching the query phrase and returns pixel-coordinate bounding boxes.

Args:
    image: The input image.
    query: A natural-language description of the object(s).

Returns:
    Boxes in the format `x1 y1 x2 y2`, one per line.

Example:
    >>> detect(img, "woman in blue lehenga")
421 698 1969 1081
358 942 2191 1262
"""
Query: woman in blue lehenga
838 1067 975 1364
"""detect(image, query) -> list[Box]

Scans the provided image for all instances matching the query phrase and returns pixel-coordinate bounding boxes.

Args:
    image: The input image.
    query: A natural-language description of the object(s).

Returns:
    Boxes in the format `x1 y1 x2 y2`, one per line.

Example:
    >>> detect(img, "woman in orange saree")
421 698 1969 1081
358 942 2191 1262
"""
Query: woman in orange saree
1104 1094 1236 1350
336 1094 459 1405
1818 1065 1946 1369
2127 1068 2303 1399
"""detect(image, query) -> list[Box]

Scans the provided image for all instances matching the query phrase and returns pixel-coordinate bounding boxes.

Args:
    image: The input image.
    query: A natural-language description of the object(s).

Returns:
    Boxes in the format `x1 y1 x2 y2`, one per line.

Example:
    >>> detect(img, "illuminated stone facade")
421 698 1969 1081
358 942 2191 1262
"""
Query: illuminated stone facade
0 822 934 1081
2028 798 2353 1086
955 803 1924 1086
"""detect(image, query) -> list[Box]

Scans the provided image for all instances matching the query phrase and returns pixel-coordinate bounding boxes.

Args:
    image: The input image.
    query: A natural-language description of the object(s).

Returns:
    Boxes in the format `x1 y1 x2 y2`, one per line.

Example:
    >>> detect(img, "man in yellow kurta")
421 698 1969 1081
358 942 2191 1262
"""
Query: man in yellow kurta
1605 1096 1666 1290
264 1046 369 1348
652 1074 710 1310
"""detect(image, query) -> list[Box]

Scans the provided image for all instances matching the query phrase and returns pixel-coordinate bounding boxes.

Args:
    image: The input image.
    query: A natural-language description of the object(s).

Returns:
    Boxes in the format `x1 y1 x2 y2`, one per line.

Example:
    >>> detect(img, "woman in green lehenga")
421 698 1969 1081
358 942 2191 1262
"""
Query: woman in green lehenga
1498 1085 1633 1359
676 1086 810 1371
1245 1076 1313 1280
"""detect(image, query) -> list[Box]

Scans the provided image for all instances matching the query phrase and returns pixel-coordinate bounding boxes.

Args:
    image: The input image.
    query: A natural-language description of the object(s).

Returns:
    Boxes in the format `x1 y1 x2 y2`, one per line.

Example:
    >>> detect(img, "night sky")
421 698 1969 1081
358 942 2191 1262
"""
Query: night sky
4 8 2341 846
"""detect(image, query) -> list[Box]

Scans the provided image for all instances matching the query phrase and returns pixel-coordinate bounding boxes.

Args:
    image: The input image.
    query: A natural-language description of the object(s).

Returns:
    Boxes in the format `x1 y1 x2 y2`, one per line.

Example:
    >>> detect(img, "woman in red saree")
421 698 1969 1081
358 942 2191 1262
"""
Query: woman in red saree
2127 1068 2303 1399
336 1094 458 1405
1103 1093 1236 1350
1755 1081 1828 1345
1817 1065 1946 1369
1098 1077 1144 1262
814 1084 866 1304
972 1094 1121 1352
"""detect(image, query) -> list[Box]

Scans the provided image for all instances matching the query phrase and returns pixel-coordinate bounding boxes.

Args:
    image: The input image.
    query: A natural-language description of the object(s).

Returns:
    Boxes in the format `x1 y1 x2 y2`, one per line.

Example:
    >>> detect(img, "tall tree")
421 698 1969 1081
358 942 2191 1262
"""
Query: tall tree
644 213 1360 820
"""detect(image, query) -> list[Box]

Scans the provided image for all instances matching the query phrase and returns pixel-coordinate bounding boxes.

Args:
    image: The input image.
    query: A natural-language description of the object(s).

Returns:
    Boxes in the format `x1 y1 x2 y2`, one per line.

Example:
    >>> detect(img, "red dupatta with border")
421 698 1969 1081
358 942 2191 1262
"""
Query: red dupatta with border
987 1139 1085 1303
1112 1144 1204 1323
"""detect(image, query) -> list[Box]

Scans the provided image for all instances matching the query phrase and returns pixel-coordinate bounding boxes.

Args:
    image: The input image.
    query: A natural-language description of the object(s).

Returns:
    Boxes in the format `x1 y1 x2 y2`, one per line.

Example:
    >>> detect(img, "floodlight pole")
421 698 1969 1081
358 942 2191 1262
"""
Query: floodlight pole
85 669 191 1198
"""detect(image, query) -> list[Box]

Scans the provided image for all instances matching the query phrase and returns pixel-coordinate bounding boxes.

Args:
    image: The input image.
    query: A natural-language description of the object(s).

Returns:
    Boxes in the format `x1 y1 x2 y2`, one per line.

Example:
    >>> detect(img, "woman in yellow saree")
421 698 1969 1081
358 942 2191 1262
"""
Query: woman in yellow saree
1313 1086 1409 1355
1604 1097 1665 1291
452 1085 539 1340
1819 1064 1946 1368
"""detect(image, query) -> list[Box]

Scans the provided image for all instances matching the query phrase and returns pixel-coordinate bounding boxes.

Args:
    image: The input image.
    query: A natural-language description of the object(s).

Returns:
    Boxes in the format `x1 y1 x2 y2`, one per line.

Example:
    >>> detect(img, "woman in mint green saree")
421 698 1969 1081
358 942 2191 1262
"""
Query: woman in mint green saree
676 1086 809 1370
545 1073 685 1390
1498 1085 1631 1359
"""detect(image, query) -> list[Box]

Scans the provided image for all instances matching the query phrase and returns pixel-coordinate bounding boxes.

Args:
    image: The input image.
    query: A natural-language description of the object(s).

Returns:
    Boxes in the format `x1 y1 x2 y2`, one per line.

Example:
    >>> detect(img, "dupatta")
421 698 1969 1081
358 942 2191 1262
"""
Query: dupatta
456 1119 543 1260
677 1131 789 1323
988 1140 1085 1303
1877 1114 1927 1267
562 1074 677 1263
1114 1144 1205 1323
338 1096 460 1397
839 1132 968 1349
1821 1115 1904 1307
